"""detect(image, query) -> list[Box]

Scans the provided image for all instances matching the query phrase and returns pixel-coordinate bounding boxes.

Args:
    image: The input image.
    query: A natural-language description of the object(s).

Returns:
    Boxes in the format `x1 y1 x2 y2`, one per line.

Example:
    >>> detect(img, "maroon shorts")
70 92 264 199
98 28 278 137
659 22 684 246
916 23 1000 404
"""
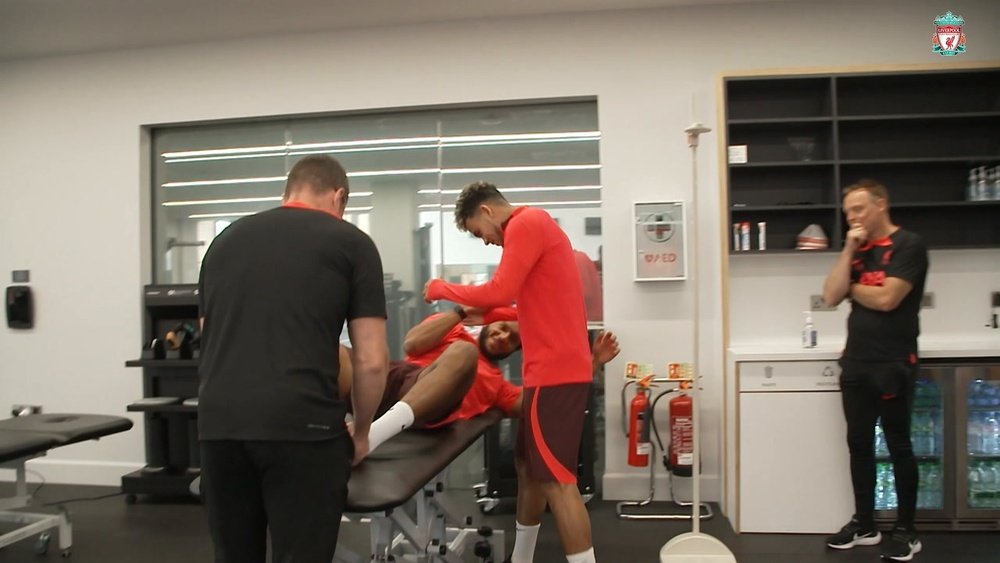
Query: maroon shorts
375 361 423 419
515 383 590 484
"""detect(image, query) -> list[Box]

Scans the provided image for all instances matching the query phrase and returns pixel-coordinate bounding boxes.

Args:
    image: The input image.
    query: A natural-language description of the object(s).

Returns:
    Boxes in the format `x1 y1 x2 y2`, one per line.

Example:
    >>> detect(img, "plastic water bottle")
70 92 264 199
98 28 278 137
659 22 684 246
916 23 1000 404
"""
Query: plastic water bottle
926 463 942 508
992 462 1000 508
978 166 990 200
969 464 982 508
875 466 887 510
801 311 817 348
912 412 933 455
968 168 980 201
875 422 888 457
979 463 996 509
993 165 1000 200
916 463 928 508
982 412 1000 455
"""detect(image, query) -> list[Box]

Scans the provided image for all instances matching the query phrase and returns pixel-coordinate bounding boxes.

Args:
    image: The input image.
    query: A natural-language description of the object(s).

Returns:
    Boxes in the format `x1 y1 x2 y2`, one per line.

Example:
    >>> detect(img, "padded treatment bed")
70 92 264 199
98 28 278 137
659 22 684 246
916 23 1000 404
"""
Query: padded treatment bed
0 413 133 557
336 408 505 562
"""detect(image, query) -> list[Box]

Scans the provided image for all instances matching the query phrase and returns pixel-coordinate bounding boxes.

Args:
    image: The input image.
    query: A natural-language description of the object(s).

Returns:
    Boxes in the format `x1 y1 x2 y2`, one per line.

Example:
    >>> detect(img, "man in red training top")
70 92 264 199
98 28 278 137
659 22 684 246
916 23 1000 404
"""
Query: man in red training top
338 306 620 454
423 182 597 563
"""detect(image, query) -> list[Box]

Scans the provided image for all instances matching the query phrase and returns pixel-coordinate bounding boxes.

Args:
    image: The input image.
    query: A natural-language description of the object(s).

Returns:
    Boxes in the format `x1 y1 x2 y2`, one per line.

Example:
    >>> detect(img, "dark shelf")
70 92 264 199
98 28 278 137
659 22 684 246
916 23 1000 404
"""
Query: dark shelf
726 67 1000 252
892 200 1000 209
838 111 1000 122
730 160 836 168
125 359 199 368
731 204 837 211
728 117 834 125
840 156 1000 165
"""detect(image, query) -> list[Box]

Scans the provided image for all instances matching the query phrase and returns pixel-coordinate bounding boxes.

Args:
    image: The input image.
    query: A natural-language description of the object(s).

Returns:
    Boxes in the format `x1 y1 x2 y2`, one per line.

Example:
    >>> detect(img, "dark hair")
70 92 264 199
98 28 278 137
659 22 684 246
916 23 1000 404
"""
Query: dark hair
477 326 520 364
843 178 889 203
284 155 350 200
454 181 507 231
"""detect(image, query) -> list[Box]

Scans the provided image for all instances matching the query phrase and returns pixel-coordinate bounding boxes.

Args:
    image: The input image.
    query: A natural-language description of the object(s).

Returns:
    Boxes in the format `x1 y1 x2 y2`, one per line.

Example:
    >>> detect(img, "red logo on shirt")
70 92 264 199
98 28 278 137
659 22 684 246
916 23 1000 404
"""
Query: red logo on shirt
881 250 893 265
859 270 886 286
852 259 864 271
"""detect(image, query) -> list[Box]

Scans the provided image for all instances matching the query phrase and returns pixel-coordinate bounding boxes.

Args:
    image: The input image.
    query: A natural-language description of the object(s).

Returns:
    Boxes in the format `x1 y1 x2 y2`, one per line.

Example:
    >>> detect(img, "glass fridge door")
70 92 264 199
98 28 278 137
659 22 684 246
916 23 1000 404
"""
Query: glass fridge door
957 365 1000 519
875 366 949 519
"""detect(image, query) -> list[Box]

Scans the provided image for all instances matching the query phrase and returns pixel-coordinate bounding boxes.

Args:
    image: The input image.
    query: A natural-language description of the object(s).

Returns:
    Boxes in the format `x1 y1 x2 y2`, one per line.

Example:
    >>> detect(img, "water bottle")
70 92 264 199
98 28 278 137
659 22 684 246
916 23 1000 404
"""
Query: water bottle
911 412 930 455
967 168 979 201
969 463 982 508
875 465 887 510
983 412 1000 455
926 463 942 508
992 462 1000 508
979 462 996 509
969 410 983 455
875 422 888 457
977 166 989 200
916 463 928 508
993 165 1000 200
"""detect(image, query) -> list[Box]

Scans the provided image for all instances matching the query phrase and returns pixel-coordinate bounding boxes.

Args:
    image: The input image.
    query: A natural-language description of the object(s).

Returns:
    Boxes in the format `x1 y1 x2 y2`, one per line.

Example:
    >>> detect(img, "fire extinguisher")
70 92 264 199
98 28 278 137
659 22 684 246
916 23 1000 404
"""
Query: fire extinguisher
668 393 694 477
628 376 653 467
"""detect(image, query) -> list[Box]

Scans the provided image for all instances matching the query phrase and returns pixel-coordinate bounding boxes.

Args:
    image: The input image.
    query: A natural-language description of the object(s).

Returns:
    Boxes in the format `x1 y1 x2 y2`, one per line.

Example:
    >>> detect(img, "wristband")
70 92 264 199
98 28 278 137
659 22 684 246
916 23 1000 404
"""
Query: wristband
453 305 468 320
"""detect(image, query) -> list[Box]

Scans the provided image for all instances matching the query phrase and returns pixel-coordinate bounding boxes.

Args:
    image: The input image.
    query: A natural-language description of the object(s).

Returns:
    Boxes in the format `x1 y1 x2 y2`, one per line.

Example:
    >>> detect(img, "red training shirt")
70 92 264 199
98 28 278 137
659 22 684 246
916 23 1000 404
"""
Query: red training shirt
426 207 591 387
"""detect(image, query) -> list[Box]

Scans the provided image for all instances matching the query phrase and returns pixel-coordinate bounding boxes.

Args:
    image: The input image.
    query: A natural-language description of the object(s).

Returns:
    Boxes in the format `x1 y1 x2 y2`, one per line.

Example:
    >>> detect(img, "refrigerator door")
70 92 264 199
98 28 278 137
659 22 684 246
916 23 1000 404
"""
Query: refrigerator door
875 366 951 521
956 365 1000 519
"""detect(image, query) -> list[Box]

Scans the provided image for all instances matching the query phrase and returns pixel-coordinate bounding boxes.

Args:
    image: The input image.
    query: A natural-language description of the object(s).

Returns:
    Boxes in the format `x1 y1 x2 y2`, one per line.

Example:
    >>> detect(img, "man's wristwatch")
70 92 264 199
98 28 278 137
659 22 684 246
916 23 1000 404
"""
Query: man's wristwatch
453 305 468 320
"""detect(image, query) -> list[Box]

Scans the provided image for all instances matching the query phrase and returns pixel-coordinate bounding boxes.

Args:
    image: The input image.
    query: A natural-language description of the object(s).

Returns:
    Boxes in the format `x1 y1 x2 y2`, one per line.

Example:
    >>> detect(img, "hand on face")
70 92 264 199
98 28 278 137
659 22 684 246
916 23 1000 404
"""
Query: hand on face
846 224 868 249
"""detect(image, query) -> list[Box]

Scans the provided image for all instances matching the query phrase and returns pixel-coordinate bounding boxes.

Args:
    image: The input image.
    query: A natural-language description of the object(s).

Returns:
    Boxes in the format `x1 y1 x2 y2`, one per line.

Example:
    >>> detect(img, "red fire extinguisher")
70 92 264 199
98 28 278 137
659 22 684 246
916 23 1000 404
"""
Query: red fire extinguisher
628 376 653 467
668 393 694 477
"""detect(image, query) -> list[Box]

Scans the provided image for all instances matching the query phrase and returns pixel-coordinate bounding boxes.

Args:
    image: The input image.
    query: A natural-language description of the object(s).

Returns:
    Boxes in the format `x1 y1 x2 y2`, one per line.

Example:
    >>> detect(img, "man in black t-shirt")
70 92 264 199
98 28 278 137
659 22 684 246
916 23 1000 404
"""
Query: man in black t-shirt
198 155 388 563
822 179 929 562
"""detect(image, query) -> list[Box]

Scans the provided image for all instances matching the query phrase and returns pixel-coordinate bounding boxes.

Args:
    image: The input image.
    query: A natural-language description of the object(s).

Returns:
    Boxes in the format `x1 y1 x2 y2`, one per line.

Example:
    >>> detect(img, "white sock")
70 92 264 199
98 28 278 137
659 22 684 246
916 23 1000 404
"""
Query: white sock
566 546 596 563
510 521 540 563
367 402 414 452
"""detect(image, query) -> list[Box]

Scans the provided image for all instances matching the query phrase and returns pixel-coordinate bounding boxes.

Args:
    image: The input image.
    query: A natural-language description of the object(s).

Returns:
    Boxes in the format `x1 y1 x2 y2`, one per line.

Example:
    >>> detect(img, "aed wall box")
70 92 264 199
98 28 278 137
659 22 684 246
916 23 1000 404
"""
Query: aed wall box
6 285 33 329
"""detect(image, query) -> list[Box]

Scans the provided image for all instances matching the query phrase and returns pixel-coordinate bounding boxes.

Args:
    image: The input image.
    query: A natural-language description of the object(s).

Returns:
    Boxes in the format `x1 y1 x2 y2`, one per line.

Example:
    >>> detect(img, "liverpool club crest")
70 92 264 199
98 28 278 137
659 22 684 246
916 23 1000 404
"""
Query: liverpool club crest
932 11 966 56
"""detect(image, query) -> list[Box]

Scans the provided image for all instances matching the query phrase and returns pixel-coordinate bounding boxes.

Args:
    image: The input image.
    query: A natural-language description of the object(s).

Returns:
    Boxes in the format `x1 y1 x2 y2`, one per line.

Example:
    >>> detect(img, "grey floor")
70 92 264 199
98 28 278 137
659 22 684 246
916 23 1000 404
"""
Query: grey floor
1 484 998 562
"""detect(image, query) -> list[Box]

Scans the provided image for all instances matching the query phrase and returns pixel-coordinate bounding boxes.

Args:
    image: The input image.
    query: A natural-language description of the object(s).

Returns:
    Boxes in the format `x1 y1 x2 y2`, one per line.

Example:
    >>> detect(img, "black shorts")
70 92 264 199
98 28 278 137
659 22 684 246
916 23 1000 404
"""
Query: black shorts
515 383 590 484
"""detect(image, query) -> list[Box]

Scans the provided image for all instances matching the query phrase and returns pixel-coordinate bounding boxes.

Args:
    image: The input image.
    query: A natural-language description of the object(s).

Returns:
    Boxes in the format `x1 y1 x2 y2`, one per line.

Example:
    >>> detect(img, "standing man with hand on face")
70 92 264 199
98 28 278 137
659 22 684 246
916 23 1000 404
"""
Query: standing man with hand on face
423 182 597 563
197 155 388 563
822 179 928 562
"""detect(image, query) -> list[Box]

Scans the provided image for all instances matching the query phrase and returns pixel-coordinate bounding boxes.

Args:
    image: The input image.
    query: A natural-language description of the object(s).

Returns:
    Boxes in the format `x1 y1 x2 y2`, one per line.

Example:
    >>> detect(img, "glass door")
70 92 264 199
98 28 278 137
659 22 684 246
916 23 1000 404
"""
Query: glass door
875 366 951 520
956 365 1000 519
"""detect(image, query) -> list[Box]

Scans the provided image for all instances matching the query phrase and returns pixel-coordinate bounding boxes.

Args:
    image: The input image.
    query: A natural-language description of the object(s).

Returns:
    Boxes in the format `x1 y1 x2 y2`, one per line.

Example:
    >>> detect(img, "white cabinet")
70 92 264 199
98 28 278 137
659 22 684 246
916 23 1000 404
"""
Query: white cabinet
737 360 854 533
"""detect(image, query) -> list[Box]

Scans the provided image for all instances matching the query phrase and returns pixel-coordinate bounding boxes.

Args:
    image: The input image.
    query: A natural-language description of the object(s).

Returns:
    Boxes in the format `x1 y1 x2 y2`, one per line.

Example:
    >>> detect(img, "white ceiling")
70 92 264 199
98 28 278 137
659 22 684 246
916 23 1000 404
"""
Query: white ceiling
0 0 797 61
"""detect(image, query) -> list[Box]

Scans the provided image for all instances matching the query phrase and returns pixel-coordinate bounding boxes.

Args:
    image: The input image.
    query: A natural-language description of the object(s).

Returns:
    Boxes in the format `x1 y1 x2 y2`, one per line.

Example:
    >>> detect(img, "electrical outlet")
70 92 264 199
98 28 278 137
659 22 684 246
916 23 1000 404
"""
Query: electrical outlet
921 292 935 309
810 295 837 311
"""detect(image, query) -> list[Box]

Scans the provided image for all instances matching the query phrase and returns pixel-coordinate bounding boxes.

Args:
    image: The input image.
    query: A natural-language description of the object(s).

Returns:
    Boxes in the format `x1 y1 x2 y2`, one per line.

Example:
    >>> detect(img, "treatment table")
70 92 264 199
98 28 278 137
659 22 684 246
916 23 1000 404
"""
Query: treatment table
0 413 133 556
336 408 506 563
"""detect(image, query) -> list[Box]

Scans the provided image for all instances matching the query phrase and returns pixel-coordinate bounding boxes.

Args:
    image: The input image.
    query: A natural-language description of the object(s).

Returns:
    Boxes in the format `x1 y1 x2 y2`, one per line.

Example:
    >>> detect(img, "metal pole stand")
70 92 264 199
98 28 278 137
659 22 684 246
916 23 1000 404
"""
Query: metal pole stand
658 121 737 563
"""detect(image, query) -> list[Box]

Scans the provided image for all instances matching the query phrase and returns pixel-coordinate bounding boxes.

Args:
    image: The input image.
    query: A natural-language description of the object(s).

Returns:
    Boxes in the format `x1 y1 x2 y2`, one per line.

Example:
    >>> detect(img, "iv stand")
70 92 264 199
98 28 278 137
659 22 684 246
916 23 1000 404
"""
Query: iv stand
658 122 737 563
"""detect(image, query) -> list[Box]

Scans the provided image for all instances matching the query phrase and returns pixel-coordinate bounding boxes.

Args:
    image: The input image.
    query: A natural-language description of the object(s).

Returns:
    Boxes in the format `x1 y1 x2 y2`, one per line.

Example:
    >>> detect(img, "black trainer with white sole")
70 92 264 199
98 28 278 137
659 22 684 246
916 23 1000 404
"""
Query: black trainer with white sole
880 526 922 561
826 519 882 549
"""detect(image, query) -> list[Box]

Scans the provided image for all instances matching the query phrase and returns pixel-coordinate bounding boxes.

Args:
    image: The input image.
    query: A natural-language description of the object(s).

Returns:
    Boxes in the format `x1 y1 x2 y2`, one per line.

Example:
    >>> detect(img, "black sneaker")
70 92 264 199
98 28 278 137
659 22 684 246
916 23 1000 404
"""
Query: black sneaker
880 526 922 561
826 518 881 549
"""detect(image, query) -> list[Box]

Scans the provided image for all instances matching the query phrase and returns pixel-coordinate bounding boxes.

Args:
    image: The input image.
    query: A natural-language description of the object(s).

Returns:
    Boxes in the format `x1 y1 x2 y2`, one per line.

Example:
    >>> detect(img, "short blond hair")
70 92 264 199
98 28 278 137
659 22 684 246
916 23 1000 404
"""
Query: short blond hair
842 179 889 203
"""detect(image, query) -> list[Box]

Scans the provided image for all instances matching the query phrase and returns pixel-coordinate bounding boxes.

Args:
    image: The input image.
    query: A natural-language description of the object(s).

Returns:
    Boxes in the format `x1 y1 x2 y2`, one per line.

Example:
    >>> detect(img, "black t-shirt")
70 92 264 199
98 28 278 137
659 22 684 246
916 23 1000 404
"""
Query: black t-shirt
843 227 928 362
197 206 386 441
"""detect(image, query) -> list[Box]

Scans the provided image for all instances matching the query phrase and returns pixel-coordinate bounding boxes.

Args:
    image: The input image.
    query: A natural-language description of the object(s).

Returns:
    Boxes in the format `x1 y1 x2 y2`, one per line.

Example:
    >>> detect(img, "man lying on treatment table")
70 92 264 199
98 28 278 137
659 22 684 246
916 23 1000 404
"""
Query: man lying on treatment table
338 306 620 452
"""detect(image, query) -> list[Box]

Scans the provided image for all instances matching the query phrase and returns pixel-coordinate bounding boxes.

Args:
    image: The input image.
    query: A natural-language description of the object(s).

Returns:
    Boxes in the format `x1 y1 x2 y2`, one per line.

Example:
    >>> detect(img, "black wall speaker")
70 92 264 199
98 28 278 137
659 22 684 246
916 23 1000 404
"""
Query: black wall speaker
6 286 33 329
